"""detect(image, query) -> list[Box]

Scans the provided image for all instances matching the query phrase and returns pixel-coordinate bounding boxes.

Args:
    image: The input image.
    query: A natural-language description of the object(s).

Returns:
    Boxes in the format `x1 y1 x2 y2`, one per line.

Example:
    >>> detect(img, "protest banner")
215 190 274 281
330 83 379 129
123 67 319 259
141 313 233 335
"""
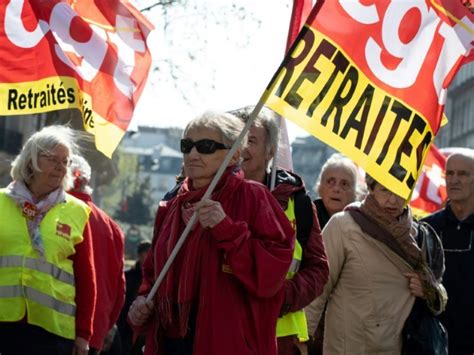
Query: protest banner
0 0 153 157
264 0 473 199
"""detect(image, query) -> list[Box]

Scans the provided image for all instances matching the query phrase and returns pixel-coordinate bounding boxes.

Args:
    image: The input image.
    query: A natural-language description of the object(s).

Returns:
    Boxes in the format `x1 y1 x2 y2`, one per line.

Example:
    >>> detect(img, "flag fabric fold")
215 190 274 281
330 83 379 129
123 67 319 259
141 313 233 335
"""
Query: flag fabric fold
264 0 473 199
0 0 153 158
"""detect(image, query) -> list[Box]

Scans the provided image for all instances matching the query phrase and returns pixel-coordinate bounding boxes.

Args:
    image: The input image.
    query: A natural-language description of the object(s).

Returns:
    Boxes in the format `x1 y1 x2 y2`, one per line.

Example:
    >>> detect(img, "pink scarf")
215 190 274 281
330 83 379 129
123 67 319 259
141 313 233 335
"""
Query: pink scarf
5 180 66 257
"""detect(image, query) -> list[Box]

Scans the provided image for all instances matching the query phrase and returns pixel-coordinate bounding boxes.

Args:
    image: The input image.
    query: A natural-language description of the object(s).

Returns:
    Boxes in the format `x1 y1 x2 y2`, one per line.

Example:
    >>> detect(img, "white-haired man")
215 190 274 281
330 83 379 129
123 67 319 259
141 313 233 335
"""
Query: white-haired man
68 154 126 355
422 150 474 355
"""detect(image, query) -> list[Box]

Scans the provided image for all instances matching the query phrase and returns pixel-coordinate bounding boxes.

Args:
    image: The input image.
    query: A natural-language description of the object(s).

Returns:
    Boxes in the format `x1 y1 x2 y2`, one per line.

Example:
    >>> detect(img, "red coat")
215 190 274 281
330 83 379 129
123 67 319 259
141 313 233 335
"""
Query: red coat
71 213 96 341
135 169 295 355
69 191 125 349
269 170 329 314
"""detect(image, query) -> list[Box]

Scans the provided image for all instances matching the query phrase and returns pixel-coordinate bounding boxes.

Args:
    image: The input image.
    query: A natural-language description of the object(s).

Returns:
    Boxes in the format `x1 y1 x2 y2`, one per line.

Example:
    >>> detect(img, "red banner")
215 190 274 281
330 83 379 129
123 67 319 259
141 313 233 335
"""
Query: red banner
264 0 473 199
410 144 447 218
0 0 153 157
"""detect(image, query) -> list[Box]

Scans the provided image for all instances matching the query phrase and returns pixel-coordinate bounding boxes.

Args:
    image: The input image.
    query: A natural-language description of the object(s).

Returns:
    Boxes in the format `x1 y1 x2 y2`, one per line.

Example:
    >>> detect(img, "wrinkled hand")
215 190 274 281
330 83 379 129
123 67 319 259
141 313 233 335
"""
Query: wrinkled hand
404 272 425 298
128 295 154 326
195 199 225 229
72 337 89 355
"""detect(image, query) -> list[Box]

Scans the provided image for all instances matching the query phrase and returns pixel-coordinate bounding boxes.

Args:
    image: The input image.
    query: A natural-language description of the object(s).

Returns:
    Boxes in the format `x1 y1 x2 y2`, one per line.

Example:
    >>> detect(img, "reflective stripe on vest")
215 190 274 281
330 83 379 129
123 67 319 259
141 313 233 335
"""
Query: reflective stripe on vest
0 255 75 286
0 285 76 316
0 191 90 340
276 197 309 342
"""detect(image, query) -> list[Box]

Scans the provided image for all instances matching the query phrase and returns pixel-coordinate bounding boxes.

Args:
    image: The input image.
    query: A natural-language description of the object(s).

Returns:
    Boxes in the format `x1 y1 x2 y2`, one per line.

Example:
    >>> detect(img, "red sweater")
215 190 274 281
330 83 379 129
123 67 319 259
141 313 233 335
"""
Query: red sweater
69 191 125 349
134 169 295 355
70 209 96 341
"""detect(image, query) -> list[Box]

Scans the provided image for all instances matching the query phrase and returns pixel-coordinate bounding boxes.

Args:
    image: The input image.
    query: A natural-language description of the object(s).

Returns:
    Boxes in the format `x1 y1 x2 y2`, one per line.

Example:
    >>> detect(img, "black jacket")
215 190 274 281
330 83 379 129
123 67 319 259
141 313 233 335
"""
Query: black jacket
422 205 474 353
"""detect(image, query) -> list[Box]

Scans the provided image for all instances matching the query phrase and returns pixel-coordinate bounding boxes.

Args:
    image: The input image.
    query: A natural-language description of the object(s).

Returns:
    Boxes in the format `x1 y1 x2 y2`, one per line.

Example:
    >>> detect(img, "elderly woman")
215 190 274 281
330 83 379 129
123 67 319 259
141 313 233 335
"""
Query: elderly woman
313 153 360 229
306 175 446 354
0 126 96 355
128 111 295 355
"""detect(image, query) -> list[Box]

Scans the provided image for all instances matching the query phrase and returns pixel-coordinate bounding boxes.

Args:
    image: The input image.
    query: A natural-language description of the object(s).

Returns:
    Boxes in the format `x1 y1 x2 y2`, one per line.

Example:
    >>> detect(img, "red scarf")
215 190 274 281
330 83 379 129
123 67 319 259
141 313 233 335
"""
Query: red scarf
154 166 242 336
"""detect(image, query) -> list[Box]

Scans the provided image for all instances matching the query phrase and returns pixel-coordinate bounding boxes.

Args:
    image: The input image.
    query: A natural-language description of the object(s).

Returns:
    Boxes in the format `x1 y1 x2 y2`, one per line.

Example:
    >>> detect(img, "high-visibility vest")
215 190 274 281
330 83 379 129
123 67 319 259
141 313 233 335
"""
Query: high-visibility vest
0 190 90 340
276 197 309 342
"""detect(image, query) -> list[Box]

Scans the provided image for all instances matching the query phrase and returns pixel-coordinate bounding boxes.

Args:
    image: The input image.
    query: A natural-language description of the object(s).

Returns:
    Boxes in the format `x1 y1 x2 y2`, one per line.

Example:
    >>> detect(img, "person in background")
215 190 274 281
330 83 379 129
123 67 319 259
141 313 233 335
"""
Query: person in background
308 153 360 355
313 153 360 230
422 150 474 355
68 154 126 355
118 240 151 355
232 105 329 355
306 175 446 354
0 125 96 355
128 111 295 355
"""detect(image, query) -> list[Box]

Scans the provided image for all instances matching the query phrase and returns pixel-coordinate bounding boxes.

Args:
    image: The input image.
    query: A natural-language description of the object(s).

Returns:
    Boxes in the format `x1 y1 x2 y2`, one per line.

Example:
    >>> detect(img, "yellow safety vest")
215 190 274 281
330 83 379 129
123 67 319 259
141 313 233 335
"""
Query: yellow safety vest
276 197 309 342
0 190 90 340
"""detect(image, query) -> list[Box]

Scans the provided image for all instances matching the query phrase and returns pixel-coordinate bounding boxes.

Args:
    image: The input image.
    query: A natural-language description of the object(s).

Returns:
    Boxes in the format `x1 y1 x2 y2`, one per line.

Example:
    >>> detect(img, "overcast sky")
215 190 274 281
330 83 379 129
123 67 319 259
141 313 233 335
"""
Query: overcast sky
132 0 310 143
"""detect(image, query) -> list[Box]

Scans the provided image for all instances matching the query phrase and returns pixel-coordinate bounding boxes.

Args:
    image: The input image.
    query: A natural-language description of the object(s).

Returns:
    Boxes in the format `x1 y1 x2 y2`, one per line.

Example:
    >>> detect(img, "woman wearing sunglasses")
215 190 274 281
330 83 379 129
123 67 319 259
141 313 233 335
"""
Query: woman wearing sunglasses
128 111 295 355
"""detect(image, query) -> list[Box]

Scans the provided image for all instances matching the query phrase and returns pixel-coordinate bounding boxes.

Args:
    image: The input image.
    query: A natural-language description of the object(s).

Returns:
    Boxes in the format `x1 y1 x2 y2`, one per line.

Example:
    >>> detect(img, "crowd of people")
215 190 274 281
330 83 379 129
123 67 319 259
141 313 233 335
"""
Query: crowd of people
0 108 473 355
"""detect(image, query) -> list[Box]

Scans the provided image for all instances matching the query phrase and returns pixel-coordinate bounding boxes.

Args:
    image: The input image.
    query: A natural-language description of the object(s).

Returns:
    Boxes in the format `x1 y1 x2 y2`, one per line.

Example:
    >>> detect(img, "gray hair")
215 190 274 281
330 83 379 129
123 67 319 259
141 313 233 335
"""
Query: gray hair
10 125 79 190
70 154 93 195
230 105 280 158
446 149 474 167
183 111 245 149
315 153 359 196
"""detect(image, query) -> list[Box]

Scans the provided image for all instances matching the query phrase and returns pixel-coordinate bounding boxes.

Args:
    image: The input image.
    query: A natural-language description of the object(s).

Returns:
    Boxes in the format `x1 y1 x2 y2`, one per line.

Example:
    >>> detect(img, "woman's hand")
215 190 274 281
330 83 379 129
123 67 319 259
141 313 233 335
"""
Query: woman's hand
128 295 154 326
72 337 89 355
404 272 425 298
195 199 225 229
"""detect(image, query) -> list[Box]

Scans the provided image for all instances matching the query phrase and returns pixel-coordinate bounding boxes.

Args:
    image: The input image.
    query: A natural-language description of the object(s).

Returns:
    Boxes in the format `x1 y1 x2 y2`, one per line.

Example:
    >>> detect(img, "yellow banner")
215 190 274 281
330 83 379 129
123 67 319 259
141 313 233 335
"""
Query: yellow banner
0 77 124 158
264 27 435 200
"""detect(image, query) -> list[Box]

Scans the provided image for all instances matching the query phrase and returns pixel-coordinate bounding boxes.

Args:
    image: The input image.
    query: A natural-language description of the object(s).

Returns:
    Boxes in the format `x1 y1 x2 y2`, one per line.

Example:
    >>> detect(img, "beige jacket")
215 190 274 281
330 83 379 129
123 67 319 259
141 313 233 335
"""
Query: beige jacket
306 212 417 355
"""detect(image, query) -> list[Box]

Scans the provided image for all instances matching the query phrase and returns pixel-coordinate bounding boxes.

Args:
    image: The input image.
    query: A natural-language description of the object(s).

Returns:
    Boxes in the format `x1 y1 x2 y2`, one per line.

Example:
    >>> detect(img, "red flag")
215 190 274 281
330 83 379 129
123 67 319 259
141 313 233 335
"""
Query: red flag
264 0 473 199
286 0 314 52
410 144 447 218
0 0 153 157
274 0 313 173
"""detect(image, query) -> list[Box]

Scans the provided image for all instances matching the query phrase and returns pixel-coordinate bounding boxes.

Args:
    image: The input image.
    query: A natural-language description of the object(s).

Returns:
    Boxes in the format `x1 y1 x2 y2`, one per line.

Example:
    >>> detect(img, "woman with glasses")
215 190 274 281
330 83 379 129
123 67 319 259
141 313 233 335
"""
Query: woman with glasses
0 125 96 355
306 175 447 354
128 111 295 355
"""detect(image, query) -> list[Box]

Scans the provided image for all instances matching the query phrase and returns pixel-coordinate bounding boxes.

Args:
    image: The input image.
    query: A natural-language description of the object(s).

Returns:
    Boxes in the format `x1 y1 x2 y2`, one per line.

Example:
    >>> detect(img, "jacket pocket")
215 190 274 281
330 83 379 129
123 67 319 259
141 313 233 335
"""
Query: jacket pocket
362 315 400 353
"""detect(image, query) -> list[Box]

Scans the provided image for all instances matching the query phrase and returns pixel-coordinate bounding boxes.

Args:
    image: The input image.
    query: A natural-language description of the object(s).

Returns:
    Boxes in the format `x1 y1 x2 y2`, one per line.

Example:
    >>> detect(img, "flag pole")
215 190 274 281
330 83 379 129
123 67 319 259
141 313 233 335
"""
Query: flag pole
146 97 270 302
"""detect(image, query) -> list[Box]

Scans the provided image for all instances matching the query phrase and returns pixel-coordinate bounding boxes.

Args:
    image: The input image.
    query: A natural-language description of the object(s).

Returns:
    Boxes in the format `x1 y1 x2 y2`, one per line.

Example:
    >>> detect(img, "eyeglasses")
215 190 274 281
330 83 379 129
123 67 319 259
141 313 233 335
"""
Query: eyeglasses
323 177 353 191
180 139 228 154
40 154 72 168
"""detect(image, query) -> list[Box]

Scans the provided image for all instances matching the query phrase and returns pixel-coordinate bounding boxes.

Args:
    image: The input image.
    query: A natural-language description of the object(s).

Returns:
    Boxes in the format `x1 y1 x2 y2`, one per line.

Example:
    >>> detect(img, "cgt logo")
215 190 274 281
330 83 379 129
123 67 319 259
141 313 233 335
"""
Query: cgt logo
56 222 72 240
4 0 146 99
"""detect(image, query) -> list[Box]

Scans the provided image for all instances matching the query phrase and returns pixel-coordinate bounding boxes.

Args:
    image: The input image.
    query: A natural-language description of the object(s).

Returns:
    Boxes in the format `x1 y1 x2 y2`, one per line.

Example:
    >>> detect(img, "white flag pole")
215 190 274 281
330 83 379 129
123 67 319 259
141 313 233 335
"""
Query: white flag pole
146 99 268 302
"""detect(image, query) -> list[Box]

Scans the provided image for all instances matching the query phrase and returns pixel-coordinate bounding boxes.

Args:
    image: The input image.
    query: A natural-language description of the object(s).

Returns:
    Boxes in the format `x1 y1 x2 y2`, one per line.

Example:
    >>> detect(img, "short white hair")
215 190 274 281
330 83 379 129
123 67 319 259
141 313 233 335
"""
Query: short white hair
230 105 281 158
183 111 245 149
70 154 93 195
10 125 79 190
315 154 358 189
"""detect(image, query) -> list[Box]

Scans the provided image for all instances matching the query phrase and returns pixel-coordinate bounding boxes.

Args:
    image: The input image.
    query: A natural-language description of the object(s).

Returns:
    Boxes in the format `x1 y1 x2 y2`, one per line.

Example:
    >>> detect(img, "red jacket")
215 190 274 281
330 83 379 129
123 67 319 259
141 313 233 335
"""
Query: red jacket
268 170 329 314
69 191 125 349
135 169 295 355
71 213 96 341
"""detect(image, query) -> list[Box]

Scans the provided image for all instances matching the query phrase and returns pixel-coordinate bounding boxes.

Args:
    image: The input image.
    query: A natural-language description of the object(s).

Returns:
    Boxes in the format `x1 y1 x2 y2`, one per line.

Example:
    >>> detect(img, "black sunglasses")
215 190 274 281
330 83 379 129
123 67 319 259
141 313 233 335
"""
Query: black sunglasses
180 139 228 154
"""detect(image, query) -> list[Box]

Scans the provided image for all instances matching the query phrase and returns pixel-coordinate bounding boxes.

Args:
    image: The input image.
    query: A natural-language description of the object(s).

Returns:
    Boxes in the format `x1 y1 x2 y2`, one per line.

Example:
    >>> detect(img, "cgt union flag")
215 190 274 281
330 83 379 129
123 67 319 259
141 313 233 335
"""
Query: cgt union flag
264 0 473 199
0 0 153 157
410 144 447 218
